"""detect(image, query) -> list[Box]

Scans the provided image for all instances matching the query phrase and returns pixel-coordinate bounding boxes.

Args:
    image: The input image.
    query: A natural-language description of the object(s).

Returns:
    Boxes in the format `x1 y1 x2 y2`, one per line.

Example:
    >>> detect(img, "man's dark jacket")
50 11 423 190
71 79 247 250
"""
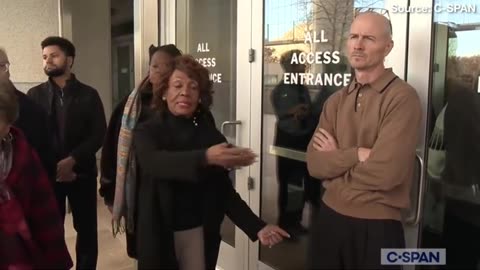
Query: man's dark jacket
27 75 107 179
13 89 56 182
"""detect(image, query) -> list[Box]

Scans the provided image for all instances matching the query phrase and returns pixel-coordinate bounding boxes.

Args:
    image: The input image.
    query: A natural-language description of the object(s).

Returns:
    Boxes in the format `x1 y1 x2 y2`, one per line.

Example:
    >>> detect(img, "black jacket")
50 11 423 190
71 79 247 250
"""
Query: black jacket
99 91 217 206
133 110 266 269
27 75 107 178
13 89 56 182
99 91 154 206
99 91 219 259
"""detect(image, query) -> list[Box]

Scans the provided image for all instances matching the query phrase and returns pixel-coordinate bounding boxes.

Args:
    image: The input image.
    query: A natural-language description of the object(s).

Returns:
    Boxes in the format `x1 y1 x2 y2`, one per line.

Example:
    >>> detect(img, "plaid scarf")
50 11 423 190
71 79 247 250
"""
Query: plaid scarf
0 127 72 269
112 89 141 236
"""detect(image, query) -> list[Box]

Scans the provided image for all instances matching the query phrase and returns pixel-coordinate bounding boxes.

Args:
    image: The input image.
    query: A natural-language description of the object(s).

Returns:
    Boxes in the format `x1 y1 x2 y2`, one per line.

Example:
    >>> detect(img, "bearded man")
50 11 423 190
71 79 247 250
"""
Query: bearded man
28 36 106 270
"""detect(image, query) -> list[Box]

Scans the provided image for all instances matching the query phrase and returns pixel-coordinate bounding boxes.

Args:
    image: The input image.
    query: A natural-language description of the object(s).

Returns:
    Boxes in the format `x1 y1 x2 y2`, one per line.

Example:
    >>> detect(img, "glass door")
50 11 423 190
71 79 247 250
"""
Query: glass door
249 0 419 269
419 1 480 269
174 0 253 269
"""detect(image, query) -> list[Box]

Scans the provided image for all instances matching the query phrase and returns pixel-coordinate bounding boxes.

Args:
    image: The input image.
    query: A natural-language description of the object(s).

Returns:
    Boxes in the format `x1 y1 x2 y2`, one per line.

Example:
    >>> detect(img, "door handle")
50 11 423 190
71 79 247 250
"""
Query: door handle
220 120 242 171
406 153 426 226
220 120 242 135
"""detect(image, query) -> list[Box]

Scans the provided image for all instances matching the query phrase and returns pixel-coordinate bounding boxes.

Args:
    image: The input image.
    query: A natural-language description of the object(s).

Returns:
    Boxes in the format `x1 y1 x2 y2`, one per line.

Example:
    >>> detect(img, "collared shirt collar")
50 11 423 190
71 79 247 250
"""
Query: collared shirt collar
347 68 397 94
48 73 77 89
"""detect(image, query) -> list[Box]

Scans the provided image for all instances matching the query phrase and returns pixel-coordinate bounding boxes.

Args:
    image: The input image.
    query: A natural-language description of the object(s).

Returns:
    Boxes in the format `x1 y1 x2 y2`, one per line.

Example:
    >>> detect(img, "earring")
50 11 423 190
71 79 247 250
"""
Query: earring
162 96 166 101
198 98 202 103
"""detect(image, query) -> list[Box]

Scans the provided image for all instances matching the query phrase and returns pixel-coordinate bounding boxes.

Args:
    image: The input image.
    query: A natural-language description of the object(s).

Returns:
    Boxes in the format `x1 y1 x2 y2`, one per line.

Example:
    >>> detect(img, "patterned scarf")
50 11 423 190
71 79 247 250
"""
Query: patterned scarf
112 89 141 236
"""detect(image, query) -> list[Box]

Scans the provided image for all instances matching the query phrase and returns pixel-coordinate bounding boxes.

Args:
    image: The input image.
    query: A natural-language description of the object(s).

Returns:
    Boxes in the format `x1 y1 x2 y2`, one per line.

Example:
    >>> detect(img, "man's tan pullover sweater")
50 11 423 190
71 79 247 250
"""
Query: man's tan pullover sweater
306 68 422 220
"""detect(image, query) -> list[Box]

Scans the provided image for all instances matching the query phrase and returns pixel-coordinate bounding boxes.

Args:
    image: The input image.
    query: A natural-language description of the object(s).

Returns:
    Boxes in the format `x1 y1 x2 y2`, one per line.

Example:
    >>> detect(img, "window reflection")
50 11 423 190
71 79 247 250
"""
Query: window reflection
176 0 238 247
261 0 385 269
422 3 480 269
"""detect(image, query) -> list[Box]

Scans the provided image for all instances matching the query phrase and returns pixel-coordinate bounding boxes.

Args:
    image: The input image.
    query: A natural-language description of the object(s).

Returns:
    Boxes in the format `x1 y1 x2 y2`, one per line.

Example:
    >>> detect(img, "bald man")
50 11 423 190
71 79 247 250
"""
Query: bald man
0 48 56 183
306 12 421 269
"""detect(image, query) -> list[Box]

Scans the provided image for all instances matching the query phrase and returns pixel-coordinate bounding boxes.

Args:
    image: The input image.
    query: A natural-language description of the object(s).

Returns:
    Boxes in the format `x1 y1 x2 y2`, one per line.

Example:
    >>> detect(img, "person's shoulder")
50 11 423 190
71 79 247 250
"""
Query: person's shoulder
14 88 27 99
70 76 98 94
135 111 163 131
27 82 48 95
16 89 35 106
393 77 417 93
75 80 99 94
133 112 168 147
15 88 46 113
389 77 420 102
329 87 346 99
322 87 345 107
382 78 421 116
15 88 32 102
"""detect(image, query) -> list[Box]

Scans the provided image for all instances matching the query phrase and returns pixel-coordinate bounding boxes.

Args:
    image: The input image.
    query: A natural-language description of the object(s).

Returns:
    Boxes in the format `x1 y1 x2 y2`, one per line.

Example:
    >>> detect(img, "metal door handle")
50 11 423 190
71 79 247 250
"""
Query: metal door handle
220 120 242 135
406 153 426 225
220 120 242 171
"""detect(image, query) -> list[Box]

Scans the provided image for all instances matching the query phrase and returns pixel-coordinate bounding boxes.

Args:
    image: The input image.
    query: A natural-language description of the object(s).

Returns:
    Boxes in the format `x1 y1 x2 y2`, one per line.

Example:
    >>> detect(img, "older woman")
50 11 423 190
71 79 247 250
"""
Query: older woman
0 81 72 269
133 55 289 269
100 44 183 257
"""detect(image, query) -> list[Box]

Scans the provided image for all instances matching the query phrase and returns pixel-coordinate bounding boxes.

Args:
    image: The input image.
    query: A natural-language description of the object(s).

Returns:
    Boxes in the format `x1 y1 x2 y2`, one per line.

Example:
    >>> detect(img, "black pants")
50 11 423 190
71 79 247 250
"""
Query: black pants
55 178 98 270
307 203 405 270
277 156 320 227
275 128 321 228
444 199 480 270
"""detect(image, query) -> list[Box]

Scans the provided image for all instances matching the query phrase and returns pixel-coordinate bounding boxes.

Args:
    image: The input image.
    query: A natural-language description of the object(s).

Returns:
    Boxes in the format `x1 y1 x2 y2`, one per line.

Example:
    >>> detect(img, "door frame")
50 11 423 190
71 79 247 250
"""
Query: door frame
404 0 434 256
141 0 435 268
133 0 158 86
156 0 255 269
112 34 134 106
247 0 433 269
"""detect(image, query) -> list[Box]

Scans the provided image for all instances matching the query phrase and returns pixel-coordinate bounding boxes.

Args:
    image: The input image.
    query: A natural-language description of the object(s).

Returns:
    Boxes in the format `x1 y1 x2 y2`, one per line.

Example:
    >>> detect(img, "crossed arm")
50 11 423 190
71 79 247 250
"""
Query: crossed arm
306 95 360 179
306 128 370 179
306 91 421 191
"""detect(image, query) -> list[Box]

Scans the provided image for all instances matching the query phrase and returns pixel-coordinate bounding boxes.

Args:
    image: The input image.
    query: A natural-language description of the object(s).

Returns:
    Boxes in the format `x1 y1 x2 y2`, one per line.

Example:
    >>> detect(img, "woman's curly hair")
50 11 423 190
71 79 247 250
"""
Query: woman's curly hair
151 55 213 113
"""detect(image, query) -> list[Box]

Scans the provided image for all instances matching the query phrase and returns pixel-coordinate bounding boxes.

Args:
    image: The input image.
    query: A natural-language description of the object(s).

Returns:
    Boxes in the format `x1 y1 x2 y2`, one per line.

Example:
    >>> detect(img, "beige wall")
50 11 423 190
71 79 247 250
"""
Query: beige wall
0 0 59 88
1 1 115 165
0 0 113 117
69 0 112 117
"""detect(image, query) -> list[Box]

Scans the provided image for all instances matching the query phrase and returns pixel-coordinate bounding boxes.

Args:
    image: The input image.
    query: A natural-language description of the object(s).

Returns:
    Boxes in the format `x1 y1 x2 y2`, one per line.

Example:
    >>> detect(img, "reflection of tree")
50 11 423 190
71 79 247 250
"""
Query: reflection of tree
264 0 384 72
298 0 382 51
265 47 279 63
448 38 458 57
447 55 480 89
305 0 353 51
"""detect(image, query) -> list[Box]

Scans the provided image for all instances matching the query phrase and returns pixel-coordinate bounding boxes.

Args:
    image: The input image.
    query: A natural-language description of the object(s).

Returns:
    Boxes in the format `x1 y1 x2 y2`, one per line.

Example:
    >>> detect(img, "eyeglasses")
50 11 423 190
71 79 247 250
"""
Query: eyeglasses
0 63 9 73
354 7 393 35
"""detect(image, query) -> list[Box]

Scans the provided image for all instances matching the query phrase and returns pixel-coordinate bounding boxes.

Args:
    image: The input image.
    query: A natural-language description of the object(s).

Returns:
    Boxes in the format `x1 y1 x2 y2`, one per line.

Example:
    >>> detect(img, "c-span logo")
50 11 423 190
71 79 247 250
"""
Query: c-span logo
381 249 446 265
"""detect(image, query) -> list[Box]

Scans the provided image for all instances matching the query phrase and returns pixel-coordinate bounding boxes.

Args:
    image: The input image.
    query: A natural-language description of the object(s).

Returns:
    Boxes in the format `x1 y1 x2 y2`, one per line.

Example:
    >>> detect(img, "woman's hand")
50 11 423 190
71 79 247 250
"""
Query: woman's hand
257 224 290 247
206 143 257 169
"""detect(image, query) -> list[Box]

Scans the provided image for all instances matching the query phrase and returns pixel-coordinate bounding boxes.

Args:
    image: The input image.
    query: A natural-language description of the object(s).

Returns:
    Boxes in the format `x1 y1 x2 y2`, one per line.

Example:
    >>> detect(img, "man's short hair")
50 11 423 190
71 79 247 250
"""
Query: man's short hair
0 81 18 124
41 36 76 58
280 49 304 71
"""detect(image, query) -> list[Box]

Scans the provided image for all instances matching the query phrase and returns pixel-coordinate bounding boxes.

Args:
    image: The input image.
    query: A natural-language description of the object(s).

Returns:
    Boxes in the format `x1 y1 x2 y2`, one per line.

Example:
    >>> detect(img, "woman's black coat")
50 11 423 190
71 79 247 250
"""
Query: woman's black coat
133 110 266 270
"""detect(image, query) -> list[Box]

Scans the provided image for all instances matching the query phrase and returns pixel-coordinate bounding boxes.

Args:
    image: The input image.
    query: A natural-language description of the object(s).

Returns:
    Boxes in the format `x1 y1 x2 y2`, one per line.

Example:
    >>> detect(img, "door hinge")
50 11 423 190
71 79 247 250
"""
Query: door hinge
248 49 255 63
248 176 255 190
